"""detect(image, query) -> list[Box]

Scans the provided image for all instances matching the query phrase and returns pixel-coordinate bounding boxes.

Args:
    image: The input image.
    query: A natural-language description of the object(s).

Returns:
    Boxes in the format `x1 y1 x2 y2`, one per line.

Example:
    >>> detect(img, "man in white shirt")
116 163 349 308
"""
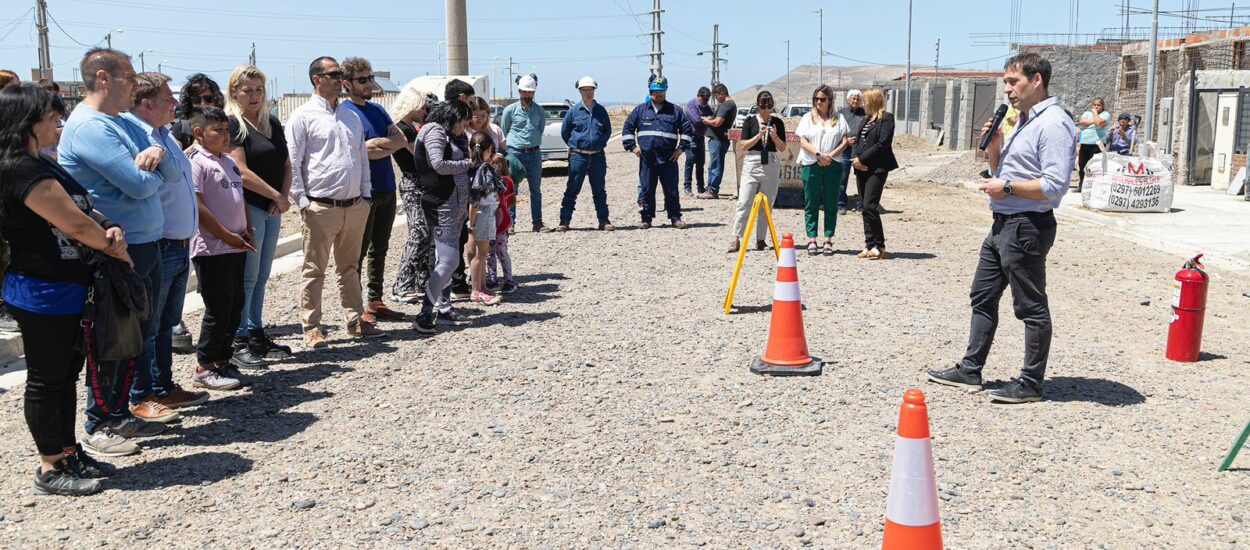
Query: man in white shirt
286 56 384 348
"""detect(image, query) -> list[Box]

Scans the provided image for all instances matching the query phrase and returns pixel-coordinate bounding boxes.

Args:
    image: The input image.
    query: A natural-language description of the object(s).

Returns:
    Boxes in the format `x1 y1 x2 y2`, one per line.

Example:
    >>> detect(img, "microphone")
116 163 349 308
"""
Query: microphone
979 104 1009 151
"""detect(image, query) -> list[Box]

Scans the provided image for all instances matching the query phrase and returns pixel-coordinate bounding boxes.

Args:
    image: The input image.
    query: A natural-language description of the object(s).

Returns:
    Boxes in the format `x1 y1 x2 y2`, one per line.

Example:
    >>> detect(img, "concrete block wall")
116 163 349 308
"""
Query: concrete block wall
1021 45 1120 117
941 80 958 149
956 79 975 150
917 82 933 137
1117 33 1244 128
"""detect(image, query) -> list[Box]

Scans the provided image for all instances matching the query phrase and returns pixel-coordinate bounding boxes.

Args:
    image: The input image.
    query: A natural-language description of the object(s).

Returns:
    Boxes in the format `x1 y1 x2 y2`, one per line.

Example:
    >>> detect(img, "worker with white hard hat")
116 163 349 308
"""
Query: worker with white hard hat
557 76 614 231
501 74 549 232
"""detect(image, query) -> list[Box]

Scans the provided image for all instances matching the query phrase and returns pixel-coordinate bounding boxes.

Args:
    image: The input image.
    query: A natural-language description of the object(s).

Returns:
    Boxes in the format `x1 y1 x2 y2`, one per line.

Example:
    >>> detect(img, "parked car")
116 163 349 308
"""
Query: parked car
731 106 751 129
780 104 811 117
539 102 571 163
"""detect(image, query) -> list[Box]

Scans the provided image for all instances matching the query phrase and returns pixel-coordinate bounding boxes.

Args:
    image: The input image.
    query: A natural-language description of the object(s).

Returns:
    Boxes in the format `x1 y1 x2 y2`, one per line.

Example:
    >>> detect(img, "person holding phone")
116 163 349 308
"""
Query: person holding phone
729 90 787 253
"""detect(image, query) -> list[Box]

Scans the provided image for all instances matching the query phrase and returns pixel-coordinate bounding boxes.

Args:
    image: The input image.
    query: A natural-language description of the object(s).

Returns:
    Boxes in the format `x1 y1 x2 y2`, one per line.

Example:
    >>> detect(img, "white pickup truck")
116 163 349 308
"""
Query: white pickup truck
539 102 571 163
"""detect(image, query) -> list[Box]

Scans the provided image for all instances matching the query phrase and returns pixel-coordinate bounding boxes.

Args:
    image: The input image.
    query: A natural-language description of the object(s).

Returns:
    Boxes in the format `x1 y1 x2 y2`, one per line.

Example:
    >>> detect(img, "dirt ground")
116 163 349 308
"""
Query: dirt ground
0 142 1247 548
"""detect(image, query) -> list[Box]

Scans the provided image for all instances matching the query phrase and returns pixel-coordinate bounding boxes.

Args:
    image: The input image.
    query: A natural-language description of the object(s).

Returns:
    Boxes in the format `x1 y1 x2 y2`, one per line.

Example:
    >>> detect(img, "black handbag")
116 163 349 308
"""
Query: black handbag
82 258 152 362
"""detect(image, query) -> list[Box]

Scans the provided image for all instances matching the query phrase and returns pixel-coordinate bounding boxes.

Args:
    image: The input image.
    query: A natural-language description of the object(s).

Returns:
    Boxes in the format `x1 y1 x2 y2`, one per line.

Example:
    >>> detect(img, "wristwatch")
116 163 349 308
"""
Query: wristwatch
1003 180 1014 195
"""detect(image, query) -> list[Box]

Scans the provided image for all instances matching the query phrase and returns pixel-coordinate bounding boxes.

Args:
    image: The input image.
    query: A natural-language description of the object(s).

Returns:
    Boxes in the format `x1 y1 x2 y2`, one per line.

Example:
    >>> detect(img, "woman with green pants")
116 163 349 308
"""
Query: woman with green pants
796 84 850 255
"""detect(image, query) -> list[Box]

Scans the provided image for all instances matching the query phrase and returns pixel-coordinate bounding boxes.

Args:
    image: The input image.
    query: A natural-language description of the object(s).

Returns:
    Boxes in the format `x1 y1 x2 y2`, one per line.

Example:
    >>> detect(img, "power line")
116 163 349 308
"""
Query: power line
0 8 34 44
64 0 640 24
45 9 99 47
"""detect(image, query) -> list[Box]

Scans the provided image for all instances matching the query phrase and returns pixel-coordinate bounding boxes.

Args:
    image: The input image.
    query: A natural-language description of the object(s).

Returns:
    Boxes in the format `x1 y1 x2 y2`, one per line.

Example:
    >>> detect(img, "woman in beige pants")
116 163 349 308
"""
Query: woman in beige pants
729 91 788 253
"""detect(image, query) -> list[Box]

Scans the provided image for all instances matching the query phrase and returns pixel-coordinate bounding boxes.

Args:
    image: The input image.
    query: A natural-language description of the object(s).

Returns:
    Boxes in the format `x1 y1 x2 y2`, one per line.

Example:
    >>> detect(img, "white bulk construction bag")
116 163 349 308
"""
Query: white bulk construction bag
1081 142 1175 213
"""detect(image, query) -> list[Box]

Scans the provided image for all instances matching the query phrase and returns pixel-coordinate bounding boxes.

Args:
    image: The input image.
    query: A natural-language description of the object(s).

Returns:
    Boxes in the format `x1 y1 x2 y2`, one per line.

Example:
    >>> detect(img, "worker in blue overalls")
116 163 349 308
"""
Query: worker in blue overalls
622 75 694 229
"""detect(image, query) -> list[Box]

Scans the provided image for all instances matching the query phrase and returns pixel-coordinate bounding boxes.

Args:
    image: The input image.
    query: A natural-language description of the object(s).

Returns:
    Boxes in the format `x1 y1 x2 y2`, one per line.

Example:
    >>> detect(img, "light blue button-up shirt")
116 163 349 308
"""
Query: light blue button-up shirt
123 113 199 240
993 96 1076 214
501 101 546 149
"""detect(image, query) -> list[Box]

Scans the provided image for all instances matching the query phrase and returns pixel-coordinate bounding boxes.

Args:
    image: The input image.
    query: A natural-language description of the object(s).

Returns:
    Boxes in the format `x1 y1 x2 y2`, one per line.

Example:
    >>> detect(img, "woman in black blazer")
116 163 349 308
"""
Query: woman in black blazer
850 88 899 259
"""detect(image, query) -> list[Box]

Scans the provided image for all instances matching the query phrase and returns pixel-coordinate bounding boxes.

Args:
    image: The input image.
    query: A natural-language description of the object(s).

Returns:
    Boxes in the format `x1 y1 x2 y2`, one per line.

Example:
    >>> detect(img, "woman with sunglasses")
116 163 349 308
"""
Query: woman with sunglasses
728 90 787 253
796 84 850 256
388 86 435 304
171 73 225 149
0 84 133 495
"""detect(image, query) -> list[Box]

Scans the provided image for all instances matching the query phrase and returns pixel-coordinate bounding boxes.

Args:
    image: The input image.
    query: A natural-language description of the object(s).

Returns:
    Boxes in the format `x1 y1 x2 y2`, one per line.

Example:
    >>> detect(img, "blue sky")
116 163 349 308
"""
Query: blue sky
0 0 1229 102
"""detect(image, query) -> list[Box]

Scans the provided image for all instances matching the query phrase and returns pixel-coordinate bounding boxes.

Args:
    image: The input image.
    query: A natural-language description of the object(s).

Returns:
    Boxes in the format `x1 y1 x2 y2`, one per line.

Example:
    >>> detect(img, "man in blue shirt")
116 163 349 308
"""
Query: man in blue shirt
501 74 548 232
339 57 407 324
558 76 613 231
1108 112 1136 155
928 52 1076 404
123 72 210 423
60 48 183 454
622 75 694 229
683 87 713 197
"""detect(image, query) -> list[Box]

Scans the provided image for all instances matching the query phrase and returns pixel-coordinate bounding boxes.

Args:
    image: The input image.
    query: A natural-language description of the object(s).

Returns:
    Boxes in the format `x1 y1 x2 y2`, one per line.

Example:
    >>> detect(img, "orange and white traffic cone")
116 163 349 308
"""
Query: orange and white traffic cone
750 232 822 376
882 389 943 550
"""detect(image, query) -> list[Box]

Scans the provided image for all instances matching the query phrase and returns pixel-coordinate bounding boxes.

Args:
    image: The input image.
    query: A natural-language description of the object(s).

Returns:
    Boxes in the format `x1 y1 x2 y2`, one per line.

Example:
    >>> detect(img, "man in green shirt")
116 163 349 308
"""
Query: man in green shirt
501 74 549 232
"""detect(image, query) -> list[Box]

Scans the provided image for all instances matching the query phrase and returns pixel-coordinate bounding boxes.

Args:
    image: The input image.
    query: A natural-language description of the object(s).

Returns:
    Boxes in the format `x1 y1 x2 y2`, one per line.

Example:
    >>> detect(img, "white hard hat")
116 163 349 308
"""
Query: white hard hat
575 76 598 89
516 73 538 92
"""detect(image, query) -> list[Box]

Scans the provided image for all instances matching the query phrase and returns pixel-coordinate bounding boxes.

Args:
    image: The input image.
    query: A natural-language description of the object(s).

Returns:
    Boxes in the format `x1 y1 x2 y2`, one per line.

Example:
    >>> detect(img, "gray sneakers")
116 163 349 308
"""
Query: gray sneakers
82 427 139 457
193 366 242 391
110 416 167 438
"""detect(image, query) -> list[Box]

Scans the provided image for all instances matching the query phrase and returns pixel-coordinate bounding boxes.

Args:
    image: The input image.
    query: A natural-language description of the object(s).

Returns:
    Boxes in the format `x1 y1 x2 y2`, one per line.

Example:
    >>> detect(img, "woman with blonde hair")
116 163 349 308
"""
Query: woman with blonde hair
850 88 898 260
223 65 293 364
389 84 438 304
0 69 19 89
796 84 850 255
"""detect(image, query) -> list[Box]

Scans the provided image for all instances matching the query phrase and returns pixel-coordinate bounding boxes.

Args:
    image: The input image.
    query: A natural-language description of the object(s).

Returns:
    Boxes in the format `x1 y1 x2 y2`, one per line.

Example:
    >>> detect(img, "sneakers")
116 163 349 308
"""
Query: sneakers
65 444 116 478
155 384 209 409
250 329 293 360
130 399 181 424
347 319 386 339
856 247 880 259
34 459 101 497
304 328 327 350
367 300 405 321
926 365 983 390
110 416 167 438
450 286 472 301
393 290 423 304
192 366 242 391
436 309 472 326
171 321 194 354
872 248 888 260
414 313 436 334
989 378 1043 404
555 223 571 232
639 221 652 229
231 345 271 370
532 222 550 233
81 427 138 457
697 191 717 199
500 280 518 294
216 362 254 387
471 291 502 306
599 220 615 231
671 220 688 229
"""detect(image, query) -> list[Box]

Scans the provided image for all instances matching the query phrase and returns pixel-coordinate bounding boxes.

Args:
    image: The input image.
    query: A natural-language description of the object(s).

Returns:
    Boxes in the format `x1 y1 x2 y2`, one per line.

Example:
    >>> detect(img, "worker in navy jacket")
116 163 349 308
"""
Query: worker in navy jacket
622 75 693 229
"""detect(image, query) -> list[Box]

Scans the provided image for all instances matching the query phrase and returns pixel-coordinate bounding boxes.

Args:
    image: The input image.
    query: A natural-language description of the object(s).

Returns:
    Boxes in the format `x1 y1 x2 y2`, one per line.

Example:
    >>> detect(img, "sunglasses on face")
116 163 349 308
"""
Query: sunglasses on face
349 75 374 85
813 96 829 102
318 71 344 80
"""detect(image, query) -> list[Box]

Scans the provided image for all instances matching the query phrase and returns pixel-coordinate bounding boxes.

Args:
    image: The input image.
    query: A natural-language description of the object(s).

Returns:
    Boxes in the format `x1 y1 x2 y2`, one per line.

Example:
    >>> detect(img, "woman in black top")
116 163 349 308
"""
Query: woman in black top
850 88 899 260
224 65 293 363
729 90 787 253
387 86 435 304
0 84 132 496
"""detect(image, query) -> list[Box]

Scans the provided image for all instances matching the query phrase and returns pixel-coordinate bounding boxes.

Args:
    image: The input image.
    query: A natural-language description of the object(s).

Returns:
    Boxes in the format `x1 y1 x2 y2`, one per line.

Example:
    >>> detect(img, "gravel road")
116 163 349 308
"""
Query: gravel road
0 145 1248 548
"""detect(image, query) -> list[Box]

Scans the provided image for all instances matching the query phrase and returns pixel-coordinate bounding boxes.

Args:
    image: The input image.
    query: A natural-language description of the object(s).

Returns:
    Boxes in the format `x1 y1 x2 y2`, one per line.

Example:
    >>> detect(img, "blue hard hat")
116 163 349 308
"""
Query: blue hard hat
648 75 668 92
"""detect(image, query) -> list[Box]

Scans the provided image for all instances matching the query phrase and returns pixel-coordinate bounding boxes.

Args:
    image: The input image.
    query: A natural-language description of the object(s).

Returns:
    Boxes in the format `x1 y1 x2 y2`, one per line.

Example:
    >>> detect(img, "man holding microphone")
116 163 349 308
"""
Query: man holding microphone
927 52 1076 404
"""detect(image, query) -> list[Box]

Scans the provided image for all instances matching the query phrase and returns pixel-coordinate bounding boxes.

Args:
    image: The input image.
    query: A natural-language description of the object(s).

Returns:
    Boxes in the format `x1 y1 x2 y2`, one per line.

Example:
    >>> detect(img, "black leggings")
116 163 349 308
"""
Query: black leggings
1077 143 1101 191
13 306 84 456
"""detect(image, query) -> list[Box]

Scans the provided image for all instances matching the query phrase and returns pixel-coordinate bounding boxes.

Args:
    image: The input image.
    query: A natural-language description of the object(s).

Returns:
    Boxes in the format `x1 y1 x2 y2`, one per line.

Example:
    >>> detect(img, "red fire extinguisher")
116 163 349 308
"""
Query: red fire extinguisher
1166 254 1209 362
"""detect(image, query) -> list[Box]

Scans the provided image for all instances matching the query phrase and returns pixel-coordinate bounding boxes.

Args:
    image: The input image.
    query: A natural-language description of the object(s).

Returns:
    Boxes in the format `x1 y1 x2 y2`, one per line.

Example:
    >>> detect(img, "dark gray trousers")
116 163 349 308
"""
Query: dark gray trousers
958 211 1057 388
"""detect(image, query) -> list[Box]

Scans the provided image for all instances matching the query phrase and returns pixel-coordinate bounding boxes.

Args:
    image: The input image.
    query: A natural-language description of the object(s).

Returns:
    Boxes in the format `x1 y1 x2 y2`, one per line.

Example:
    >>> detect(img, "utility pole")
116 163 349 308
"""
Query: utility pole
905 0 913 134
507 57 518 100
649 0 664 78
710 24 728 88
1143 0 1160 143
249 43 256 67
445 0 469 75
935 38 940 71
34 0 51 82
784 40 790 106
813 9 824 84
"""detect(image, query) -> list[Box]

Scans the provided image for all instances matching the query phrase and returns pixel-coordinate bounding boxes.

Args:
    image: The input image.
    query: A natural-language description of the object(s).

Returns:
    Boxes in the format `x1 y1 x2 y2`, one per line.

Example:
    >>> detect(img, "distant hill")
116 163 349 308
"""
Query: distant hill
731 64 933 107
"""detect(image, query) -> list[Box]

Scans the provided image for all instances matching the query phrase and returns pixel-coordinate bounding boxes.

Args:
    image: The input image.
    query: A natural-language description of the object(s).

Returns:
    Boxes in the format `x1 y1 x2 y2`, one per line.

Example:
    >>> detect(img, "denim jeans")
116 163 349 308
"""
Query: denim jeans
509 148 544 227
684 135 707 193
237 203 281 337
838 155 853 208
638 150 682 223
560 151 609 224
707 138 729 194
86 241 160 434
129 239 189 404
